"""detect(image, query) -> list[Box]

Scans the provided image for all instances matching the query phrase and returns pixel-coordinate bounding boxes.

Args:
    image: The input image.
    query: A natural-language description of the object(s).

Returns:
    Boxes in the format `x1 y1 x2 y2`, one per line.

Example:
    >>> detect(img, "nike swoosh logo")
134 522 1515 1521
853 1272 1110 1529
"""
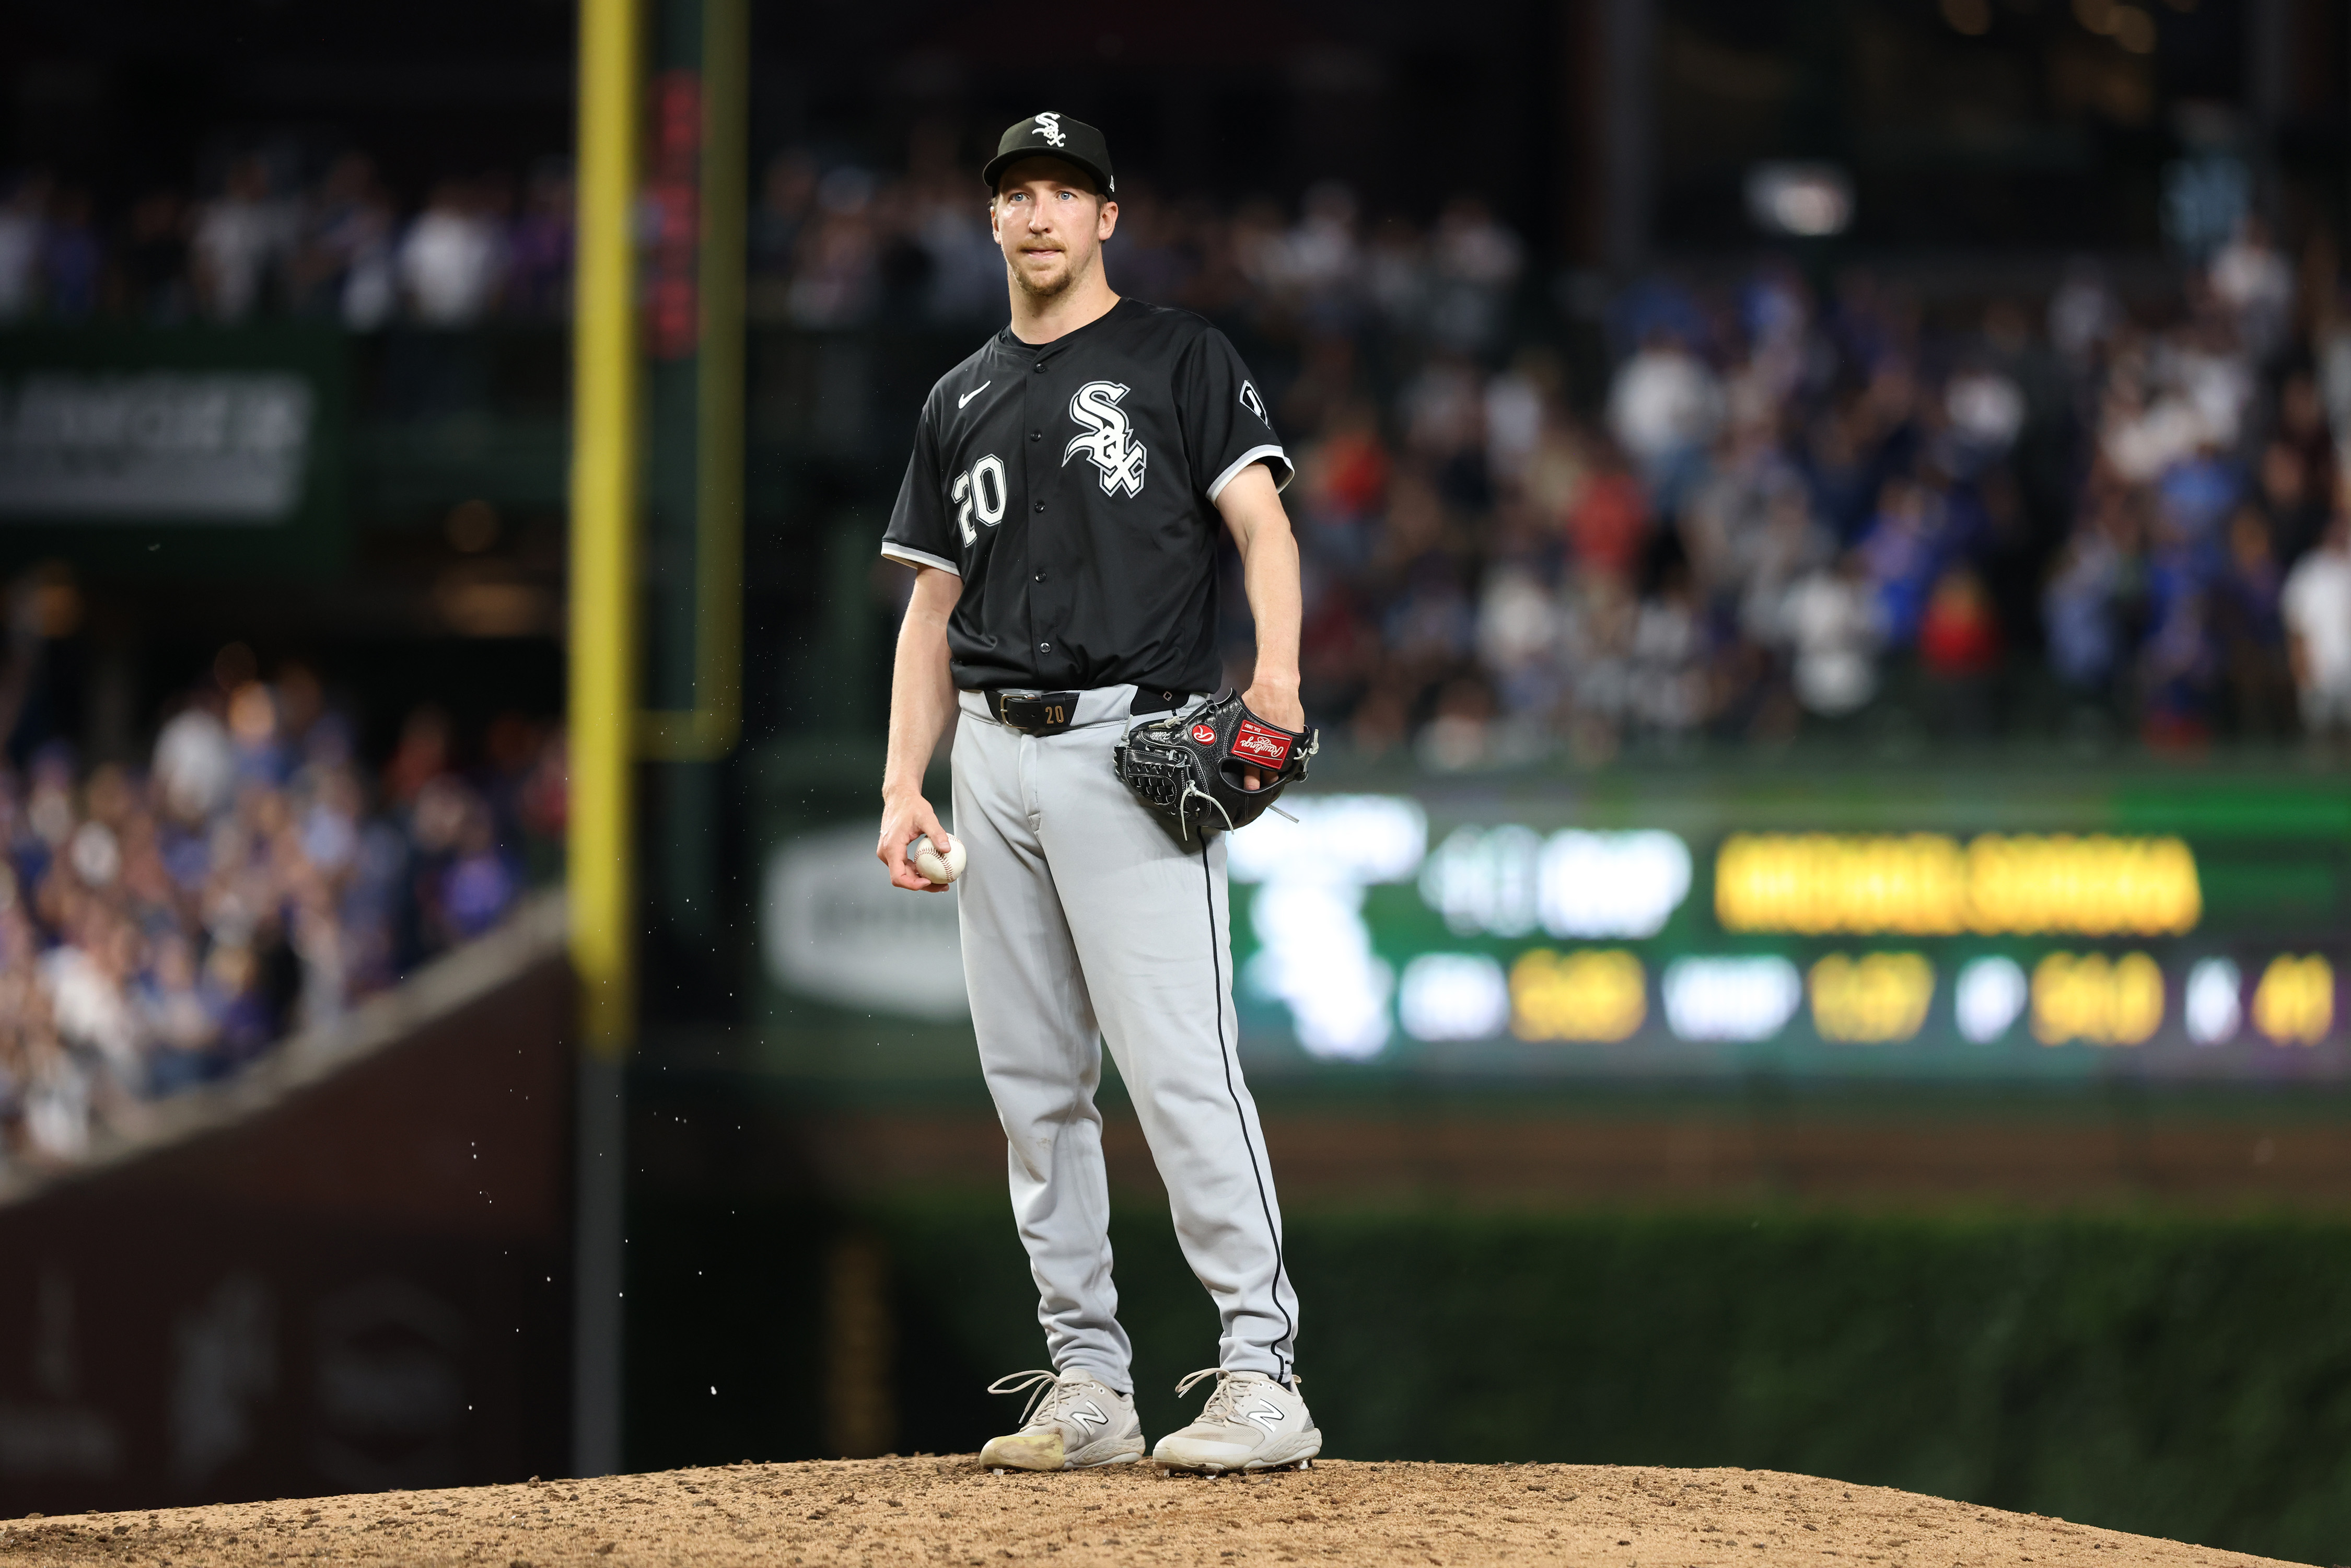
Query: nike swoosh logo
959 381 991 409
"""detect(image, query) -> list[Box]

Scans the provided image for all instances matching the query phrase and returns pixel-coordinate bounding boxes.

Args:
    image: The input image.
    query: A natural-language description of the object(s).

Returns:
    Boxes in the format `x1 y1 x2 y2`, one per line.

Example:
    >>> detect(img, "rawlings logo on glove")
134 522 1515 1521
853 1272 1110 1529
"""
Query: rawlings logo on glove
1113 691 1318 838
1231 720 1294 766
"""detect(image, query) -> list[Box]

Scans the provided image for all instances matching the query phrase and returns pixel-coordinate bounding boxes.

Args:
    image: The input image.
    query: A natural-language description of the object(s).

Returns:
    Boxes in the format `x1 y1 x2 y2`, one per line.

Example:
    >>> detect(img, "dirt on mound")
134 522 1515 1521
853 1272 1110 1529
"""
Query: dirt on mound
0 1458 2304 1568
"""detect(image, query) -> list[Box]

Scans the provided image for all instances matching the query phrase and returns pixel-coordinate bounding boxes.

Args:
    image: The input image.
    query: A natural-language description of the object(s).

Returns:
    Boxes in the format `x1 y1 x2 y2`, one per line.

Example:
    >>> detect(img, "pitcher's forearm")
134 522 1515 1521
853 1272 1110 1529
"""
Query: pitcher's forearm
1243 532 1303 692
883 567 963 799
1217 463 1304 713
882 659 954 799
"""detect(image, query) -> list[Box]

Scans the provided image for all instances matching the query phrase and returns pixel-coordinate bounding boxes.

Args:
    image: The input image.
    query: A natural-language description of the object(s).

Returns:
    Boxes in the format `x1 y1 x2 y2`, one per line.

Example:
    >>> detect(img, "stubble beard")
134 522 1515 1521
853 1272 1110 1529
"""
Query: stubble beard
1009 243 1091 303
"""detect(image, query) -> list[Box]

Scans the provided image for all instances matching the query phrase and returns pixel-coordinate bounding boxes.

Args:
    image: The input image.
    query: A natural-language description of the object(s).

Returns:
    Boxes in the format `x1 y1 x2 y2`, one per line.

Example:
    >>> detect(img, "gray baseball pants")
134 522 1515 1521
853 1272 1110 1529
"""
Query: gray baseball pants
950 683 1299 1392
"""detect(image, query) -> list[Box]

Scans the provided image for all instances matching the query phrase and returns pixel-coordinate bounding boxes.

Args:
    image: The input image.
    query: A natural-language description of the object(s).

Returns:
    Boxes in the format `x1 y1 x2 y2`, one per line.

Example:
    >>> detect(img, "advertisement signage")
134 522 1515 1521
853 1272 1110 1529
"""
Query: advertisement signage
0 328 346 575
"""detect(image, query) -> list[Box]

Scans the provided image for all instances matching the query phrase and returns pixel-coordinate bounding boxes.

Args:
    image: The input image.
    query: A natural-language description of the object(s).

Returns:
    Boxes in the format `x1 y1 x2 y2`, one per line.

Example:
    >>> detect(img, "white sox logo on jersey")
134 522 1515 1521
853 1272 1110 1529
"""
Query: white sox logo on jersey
1064 380 1149 497
1033 112 1067 147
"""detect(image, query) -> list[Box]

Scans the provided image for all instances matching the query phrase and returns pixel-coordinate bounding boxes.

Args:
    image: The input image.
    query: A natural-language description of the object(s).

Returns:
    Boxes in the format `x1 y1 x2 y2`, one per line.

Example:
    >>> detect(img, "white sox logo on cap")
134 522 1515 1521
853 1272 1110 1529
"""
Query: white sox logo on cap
1033 112 1067 147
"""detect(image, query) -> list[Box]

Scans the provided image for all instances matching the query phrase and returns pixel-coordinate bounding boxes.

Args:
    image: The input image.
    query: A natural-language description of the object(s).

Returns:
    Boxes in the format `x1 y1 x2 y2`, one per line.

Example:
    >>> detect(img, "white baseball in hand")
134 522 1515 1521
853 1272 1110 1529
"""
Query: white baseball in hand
910 832 965 885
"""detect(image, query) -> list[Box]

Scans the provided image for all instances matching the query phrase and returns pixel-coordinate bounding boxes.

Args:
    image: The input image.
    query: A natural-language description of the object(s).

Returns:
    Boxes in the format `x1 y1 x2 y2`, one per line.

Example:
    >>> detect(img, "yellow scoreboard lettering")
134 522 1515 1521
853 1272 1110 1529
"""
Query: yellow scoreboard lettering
1510 949 1647 1043
1717 833 2200 938
1808 953 1935 1043
1715 833 1965 935
2030 951 2164 1047
1968 835 2200 937
2251 955 2334 1047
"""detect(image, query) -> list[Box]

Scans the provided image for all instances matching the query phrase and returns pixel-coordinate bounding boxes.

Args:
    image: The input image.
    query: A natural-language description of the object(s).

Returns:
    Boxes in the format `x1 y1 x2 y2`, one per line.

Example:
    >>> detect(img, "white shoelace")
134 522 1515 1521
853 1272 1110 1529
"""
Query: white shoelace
1174 1367 1269 1428
987 1369 1102 1429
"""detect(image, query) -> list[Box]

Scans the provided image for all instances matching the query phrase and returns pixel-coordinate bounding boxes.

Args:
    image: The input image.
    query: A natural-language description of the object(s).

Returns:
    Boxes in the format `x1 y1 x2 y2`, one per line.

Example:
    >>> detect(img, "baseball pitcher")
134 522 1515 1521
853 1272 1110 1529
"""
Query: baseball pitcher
875 112 1320 1473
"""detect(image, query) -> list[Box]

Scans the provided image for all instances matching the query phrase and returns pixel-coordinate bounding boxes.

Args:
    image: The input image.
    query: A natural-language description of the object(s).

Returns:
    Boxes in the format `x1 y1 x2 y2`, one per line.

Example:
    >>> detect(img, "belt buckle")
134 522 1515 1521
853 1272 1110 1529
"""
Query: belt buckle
995 690 1076 733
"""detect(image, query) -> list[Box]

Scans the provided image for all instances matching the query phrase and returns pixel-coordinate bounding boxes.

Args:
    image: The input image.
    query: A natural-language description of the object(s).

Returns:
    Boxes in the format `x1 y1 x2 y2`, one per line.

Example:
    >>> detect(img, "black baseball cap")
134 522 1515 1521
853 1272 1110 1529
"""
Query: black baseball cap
983 112 1116 197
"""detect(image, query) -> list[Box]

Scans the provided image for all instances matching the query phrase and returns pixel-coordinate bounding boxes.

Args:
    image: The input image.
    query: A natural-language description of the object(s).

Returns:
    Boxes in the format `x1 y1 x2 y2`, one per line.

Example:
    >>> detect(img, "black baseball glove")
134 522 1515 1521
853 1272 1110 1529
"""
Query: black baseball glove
1112 690 1318 838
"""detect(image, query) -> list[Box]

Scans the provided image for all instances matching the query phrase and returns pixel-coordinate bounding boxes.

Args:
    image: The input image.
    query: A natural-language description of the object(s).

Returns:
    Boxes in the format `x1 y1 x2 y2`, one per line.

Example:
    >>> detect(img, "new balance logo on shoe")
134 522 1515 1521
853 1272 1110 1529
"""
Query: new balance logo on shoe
1070 1402 1109 1429
1152 1369 1321 1472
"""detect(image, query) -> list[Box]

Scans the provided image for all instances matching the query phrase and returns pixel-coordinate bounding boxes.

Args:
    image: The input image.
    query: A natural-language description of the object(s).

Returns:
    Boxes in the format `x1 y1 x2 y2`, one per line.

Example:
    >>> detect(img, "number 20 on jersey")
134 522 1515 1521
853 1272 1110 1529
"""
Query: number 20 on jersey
953 456 1008 547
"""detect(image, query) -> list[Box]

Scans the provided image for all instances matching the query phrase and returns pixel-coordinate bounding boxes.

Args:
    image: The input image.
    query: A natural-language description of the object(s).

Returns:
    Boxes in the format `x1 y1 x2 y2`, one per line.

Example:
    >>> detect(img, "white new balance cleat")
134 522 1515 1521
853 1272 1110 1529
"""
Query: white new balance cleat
1149 1367 1322 1473
978 1368 1146 1471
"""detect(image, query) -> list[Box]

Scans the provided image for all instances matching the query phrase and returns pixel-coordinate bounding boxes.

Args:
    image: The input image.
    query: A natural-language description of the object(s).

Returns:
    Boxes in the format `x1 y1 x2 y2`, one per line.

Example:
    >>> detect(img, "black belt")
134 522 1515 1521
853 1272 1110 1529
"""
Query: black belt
986 689 1081 734
977 686 1185 735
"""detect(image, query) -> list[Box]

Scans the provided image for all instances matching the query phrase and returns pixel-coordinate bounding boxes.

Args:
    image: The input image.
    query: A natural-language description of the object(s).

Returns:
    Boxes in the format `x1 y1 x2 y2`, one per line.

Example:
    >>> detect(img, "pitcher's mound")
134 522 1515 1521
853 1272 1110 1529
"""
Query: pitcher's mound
0 1457 2305 1567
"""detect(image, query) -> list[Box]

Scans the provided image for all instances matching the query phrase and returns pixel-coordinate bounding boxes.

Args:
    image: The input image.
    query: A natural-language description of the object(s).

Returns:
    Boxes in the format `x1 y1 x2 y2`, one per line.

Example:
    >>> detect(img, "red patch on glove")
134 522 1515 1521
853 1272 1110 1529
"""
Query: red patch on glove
1190 723 1219 744
1230 719 1294 766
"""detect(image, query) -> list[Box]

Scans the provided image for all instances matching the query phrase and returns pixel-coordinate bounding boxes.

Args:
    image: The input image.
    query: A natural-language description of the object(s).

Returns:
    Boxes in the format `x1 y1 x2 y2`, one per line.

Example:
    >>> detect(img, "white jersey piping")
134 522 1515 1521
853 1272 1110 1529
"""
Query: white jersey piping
1205 444 1291 504
880 541 961 576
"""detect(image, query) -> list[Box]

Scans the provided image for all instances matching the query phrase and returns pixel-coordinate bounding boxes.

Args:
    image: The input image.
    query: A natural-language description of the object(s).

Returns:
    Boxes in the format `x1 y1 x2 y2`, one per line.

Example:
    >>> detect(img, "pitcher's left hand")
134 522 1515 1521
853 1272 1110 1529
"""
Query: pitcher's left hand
1238 679 1304 791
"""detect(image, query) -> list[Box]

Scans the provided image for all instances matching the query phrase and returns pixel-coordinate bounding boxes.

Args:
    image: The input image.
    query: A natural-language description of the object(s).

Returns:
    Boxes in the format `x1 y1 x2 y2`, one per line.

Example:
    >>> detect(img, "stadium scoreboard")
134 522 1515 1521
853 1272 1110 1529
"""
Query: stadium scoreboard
1224 774 2351 1082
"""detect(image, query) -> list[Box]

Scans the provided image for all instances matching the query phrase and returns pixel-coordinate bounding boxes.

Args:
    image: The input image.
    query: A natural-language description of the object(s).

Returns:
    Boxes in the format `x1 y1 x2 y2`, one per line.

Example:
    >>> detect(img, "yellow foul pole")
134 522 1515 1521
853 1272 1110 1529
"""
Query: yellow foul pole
569 0 642 1059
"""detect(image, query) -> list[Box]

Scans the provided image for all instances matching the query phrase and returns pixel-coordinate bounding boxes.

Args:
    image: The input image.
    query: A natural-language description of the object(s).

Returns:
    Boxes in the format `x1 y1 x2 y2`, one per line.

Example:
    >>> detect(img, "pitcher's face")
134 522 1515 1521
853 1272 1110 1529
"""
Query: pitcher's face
992 157 1117 300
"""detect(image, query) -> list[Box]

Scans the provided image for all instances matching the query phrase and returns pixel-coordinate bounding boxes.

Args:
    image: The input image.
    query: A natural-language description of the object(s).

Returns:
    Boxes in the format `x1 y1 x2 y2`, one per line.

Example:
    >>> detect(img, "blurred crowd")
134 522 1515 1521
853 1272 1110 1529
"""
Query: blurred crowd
0 156 576 328
1221 208 2351 762
0 659 564 1172
8 138 2351 758
753 134 2351 757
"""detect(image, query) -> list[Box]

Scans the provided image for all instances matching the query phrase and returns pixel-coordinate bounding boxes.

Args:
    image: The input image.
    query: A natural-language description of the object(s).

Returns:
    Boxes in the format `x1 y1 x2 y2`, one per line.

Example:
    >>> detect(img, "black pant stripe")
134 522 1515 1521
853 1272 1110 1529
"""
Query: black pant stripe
1200 837 1296 1380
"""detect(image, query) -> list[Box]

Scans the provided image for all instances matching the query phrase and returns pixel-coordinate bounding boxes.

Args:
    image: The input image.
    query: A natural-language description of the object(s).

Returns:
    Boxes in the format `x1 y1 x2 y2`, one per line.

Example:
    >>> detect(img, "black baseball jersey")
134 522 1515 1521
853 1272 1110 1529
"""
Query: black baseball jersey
880 298 1291 695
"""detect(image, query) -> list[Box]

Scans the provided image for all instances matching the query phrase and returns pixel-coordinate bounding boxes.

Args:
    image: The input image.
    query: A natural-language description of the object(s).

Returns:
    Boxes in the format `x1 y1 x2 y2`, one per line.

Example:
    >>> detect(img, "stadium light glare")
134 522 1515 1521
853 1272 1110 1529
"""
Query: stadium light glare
1230 794 1424 1058
1539 831 1692 939
1246 881 1394 1060
1228 793 1427 886
1956 957 2029 1043
1662 956 1802 1043
1744 163 1853 238
2185 957 2242 1045
1417 826 1692 939
1399 954 1511 1043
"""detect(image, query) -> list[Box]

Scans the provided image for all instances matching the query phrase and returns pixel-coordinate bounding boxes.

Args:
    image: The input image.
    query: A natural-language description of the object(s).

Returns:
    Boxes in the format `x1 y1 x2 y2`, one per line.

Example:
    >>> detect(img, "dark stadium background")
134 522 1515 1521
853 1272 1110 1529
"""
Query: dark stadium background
0 0 2348 1559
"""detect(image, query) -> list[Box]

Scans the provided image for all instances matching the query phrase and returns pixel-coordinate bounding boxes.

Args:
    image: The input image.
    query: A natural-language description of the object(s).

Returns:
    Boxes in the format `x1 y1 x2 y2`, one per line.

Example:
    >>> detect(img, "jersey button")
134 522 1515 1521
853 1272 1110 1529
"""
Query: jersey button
1033 501 1045 513
1033 571 1045 582
1033 363 1046 374
1038 642 1051 652
1029 432 1041 442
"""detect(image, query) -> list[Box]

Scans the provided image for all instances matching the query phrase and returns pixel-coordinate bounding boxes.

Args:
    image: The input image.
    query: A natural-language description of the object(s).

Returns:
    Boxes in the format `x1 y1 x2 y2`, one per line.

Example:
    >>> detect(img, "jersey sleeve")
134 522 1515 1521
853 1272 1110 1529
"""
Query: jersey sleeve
1177 328 1293 505
880 397 959 575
